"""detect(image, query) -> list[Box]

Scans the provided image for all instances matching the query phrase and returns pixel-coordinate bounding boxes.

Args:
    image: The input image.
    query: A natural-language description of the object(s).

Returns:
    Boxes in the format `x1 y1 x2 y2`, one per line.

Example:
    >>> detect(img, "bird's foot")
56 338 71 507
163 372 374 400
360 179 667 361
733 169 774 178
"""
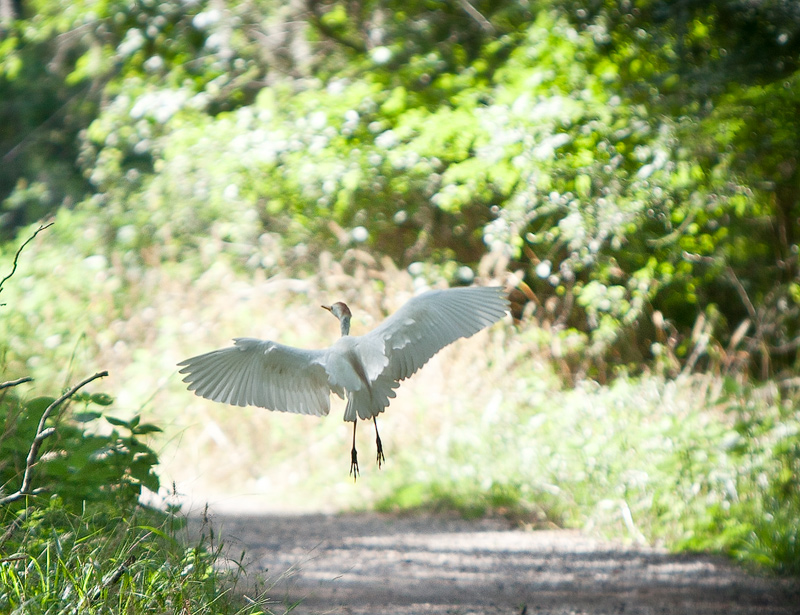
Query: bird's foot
350 447 360 481
375 434 385 469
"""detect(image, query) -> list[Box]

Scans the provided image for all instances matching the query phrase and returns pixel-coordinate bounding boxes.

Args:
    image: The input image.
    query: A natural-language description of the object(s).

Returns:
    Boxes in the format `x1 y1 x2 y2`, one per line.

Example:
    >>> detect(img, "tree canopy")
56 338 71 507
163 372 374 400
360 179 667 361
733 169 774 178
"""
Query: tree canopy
1 0 799 379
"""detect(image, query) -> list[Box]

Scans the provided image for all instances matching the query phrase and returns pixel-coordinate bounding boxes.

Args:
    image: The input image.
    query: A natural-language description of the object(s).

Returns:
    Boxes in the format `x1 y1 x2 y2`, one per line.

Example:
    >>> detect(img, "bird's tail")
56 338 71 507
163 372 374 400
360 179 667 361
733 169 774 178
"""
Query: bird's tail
343 379 398 422
343 395 360 422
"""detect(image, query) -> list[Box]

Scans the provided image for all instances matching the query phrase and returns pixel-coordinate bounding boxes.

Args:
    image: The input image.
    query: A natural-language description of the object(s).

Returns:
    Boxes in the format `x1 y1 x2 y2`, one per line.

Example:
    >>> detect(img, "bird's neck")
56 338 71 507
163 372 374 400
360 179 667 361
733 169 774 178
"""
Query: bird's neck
340 317 351 336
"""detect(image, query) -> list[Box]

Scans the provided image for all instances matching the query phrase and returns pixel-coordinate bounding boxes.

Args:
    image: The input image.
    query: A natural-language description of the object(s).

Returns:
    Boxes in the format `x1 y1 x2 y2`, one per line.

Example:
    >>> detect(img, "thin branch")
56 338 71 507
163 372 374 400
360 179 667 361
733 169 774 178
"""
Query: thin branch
770 336 800 354
0 222 54 299
0 371 109 507
2 79 97 165
457 0 495 33
305 0 367 53
725 265 758 323
0 376 33 390
649 211 698 248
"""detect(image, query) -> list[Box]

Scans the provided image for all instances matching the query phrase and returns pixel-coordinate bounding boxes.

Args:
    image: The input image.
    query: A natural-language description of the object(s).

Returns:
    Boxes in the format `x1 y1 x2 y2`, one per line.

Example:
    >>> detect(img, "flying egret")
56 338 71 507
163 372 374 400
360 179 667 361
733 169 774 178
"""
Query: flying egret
178 285 508 477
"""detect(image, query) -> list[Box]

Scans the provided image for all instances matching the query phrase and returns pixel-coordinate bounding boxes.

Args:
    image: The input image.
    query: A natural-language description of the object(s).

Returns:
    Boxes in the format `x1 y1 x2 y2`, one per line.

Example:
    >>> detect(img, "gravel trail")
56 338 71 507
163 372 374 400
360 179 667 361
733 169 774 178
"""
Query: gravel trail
204 512 799 615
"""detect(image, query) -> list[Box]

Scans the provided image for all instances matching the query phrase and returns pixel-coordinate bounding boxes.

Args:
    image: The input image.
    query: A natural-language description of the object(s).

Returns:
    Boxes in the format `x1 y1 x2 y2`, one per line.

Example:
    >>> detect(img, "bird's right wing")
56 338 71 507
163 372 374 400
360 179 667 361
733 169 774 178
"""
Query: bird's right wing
177 338 333 416
359 286 508 383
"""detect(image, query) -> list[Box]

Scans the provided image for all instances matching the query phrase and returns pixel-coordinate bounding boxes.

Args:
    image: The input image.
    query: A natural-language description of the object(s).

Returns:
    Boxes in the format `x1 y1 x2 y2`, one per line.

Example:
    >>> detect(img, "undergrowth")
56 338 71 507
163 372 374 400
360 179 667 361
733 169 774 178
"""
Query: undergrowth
0 500 282 614
374 370 800 575
0 227 278 613
0 387 277 615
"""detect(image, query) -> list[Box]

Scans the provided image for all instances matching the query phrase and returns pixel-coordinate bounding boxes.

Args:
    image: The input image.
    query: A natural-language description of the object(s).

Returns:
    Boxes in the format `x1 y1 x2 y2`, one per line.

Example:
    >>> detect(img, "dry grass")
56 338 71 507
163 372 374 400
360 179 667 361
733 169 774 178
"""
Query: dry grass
63 250 514 513
1 233 515 512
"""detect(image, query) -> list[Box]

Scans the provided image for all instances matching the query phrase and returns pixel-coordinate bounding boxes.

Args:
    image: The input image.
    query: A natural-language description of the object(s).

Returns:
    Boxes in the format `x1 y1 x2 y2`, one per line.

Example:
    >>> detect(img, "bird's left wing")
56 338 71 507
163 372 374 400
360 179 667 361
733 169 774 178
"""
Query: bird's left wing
358 286 508 383
178 338 333 416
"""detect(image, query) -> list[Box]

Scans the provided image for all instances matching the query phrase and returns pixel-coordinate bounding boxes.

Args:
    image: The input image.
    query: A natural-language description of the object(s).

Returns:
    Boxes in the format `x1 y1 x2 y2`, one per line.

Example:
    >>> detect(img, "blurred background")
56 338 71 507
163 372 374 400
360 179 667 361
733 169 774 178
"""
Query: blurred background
1 0 799 574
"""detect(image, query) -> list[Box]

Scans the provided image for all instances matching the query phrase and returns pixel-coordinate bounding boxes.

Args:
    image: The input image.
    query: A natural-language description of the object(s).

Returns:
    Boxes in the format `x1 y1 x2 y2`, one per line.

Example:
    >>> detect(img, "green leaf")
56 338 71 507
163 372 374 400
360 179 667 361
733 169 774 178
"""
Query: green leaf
72 411 102 423
25 397 56 415
133 424 163 435
141 471 160 493
89 393 114 406
105 416 129 427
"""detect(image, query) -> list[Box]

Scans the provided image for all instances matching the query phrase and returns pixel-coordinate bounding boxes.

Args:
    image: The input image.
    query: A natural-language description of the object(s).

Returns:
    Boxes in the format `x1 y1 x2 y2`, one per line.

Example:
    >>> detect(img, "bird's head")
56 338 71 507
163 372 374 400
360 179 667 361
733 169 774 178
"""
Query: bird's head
321 301 352 336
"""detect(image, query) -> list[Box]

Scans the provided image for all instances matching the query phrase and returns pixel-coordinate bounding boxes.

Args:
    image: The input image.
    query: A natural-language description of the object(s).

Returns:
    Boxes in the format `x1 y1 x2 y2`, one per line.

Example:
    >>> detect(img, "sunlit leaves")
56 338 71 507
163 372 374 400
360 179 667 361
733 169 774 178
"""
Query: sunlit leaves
2 0 799 377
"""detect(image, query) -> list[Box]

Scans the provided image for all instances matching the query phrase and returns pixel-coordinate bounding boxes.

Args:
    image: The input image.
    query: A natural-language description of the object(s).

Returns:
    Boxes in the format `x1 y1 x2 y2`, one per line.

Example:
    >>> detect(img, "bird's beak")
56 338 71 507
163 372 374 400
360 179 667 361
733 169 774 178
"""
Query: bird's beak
321 305 332 312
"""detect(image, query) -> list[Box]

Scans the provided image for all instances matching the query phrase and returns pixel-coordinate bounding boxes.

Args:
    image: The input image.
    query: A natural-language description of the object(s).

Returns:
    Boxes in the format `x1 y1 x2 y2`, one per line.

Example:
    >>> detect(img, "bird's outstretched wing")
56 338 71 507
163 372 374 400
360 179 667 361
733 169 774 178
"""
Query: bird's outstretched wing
358 286 508 383
177 338 333 415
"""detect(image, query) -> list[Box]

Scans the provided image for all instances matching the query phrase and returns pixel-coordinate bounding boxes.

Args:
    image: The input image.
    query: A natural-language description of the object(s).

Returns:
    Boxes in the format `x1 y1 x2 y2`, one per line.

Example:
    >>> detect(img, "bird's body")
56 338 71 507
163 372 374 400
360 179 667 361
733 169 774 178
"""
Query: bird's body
178 285 508 476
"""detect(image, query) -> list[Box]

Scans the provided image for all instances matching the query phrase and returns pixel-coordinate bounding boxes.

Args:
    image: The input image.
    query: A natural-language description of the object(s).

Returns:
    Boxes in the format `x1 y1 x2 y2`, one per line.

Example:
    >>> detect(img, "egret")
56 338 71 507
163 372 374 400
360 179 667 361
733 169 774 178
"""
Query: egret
177 285 508 477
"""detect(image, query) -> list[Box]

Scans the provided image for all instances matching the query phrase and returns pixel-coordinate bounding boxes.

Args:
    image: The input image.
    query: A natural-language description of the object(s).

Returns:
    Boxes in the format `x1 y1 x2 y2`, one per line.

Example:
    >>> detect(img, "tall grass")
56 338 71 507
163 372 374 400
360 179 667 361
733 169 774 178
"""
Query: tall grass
0 502 280 614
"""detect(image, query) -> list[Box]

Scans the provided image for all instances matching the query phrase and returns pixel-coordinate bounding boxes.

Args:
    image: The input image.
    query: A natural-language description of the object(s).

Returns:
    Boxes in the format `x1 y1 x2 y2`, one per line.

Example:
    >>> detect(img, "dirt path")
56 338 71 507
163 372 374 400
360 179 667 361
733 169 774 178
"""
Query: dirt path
204 512 799 615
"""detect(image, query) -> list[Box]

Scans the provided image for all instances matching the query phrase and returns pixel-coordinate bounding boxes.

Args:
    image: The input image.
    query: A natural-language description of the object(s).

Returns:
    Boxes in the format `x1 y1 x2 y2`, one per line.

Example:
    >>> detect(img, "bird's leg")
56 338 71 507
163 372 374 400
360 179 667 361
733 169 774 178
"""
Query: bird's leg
349 420 360 480
373 417 385 468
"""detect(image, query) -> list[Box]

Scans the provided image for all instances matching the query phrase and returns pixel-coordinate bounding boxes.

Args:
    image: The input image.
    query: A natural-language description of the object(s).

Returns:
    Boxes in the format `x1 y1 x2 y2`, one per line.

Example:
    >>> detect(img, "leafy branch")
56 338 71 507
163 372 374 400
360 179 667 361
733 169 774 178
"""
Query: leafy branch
0 370 109 506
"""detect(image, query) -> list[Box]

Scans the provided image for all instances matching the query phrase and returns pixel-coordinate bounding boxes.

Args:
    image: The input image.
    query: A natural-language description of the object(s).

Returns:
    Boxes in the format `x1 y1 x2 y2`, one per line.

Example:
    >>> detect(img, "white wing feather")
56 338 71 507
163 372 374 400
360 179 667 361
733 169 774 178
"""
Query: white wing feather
177 338 334 416
358 286 508 384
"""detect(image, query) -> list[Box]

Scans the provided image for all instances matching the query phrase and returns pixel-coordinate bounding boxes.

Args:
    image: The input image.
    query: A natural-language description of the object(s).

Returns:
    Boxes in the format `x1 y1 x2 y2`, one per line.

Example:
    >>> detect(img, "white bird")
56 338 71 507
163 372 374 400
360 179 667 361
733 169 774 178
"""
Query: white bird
177 286 508 477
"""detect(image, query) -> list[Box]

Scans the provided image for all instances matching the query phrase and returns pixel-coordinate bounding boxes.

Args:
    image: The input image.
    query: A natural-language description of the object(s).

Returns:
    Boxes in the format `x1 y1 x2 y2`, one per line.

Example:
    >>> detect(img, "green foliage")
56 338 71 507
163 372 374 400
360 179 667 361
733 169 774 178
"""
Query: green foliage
0 0 276 235
375 372 800 575
0 390 161 513
0 227 274 615
548 0 800 375
0 504 270 614
2 0 800 580
3 0 799 376
0 379 268 613
376 478 565 526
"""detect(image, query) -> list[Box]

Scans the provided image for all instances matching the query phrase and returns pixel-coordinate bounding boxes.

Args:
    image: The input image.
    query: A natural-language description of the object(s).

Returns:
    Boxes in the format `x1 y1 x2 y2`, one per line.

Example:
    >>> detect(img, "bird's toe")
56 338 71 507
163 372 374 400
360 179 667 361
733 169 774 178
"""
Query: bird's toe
350 447 360 480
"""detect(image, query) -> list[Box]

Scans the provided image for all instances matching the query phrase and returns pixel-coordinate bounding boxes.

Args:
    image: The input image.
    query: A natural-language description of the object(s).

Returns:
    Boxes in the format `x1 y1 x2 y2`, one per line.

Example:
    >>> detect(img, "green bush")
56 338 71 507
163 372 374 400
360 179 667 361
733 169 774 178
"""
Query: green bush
375 373 800 575
0 226 275 614
4 0 799 377
0 379 274 614
0 388 160 514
